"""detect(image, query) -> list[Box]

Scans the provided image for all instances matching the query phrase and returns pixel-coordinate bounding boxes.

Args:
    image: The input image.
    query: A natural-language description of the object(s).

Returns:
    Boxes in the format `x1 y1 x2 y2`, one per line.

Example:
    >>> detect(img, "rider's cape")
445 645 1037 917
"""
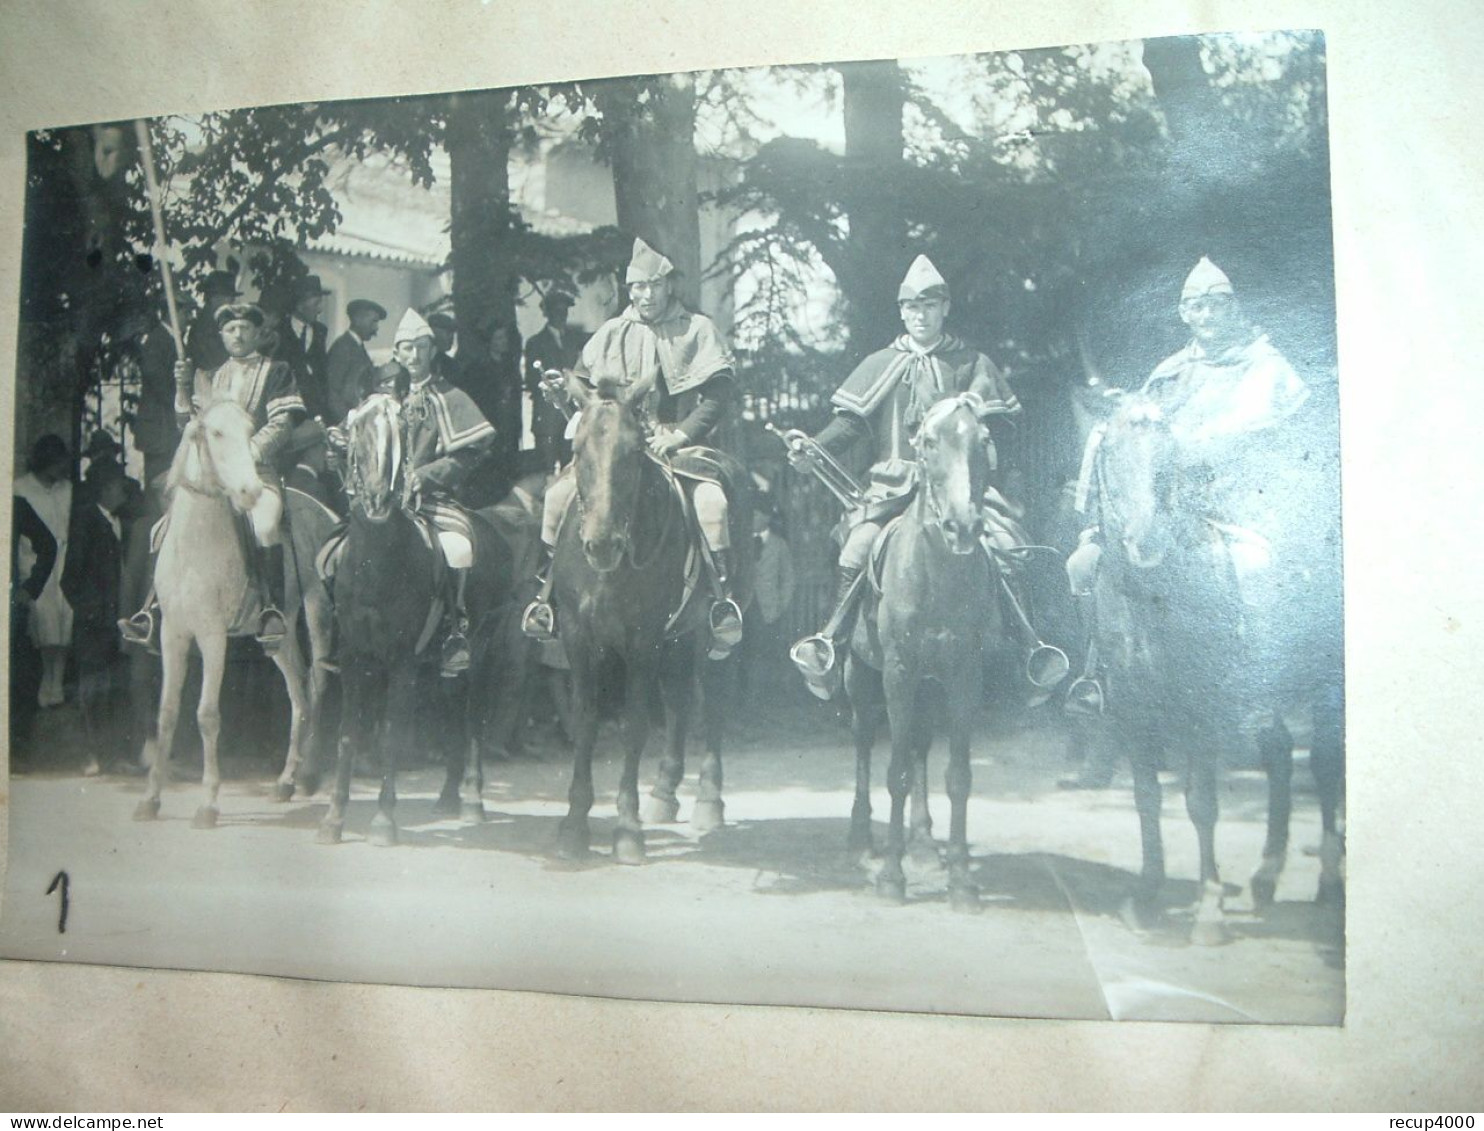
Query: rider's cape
831 334 1021 524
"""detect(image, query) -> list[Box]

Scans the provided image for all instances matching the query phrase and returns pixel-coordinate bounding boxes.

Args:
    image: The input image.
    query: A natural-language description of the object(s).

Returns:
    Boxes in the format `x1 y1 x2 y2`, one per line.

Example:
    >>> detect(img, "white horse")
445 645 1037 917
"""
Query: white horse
133 376 333 826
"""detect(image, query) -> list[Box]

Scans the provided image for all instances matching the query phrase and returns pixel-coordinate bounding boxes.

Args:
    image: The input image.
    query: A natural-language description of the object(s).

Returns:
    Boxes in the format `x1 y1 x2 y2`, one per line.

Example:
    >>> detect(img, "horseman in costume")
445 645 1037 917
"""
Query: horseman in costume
1064 256 1312 713
120 301 304 652
323 307 497 677
784 255 1054 697
520 236 746 658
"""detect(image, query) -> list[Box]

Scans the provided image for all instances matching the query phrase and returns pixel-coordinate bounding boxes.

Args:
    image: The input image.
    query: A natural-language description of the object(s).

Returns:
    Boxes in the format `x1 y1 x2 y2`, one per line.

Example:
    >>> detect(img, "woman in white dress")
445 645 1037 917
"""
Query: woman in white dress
14 434 74 707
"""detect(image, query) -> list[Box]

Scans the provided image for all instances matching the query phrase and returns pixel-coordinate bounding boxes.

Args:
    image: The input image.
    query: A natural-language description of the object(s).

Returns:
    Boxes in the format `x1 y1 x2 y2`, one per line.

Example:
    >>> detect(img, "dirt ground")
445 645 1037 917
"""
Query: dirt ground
1 683 1344 1025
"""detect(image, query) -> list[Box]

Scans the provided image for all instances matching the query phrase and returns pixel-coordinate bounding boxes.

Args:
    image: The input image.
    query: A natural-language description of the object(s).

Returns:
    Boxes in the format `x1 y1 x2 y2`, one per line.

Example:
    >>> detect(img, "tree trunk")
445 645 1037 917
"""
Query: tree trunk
446 89 520 495
836 61 909 362
597 74 704 311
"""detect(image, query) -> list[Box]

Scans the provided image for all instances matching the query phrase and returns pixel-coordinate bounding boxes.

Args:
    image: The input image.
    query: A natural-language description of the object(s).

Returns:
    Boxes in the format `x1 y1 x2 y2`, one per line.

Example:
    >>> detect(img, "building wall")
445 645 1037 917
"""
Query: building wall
300 250 447 364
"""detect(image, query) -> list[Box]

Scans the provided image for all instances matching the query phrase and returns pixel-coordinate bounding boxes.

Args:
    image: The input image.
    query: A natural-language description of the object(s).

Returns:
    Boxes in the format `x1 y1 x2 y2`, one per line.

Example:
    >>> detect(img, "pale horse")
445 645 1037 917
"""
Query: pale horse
133 376 334 825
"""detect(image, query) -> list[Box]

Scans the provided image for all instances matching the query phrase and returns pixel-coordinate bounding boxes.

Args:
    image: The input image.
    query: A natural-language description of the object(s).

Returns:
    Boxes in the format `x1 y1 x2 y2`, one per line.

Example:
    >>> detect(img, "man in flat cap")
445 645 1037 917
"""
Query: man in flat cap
784 254 1046 696
326 298 387 423
521 237 747 658
1064 257 1316 714
120 301 305 653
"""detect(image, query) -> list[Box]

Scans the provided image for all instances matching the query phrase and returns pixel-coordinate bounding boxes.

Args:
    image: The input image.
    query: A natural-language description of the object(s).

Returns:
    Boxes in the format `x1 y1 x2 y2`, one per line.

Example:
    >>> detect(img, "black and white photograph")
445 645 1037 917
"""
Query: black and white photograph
1 29 1344 1026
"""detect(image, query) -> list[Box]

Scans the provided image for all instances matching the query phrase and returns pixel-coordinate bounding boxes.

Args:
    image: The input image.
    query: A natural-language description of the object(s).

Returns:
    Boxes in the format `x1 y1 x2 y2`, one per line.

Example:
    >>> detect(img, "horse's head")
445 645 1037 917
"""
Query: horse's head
345 393 404 523
171 395 262 513
568 373 647 573
1098 396 1187 569
914 394 994 555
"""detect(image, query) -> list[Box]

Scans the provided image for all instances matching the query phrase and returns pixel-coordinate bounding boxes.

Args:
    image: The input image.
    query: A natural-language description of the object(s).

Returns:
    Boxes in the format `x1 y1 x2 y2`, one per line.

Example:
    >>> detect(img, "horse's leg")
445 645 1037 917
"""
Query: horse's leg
1251 715 1294 910
369 661 416 847
268 615 311 802
134 624 191 821
877 664 914 903
643 644 692 825
844 656 881 861
1311 684 1346 905
191 631 229 829
458 670 487 825
613 665 652 865
1124 729 1166 930
297 586 334 796
693 650 732 833
431 666 466 817
1187 739 1226 946
317 664 369 845
945 665 980 913
557 652 599 859
906 685 938 869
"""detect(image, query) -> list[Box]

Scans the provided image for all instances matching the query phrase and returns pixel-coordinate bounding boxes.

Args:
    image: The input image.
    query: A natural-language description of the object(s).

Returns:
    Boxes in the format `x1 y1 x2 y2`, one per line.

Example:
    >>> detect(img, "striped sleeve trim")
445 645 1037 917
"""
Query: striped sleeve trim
267 393 306 420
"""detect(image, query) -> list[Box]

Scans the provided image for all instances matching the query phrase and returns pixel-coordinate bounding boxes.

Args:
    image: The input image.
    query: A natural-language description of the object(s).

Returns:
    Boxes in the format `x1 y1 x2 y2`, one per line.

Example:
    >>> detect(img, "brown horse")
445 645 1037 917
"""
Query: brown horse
552 375 752 864
1087 393 1344 943
316 393 514 847
842 394 1006 911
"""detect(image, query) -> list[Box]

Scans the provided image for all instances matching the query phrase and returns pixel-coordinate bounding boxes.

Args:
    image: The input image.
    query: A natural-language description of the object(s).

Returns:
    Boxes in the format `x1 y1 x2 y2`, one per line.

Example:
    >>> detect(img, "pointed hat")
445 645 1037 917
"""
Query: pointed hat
394 307 435 344
625 237 675 283
898 255 950 302
1181 257 1234 301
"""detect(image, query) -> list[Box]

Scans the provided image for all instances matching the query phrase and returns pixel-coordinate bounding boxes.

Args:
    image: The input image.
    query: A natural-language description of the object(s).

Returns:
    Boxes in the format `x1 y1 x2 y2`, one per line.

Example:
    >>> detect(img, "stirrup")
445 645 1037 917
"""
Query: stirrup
441 629 471 678
119 608 161 655
256 607 287 655
790 634 841 701
1064 674 1105 717
521 598 556 642
707 597 744 659
1026 642 1071 690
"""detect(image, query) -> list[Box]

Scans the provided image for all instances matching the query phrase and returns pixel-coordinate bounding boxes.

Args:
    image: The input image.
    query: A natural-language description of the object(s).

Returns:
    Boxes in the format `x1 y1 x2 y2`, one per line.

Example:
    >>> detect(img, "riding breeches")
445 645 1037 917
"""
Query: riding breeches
250 472 283 547
540 467 731 553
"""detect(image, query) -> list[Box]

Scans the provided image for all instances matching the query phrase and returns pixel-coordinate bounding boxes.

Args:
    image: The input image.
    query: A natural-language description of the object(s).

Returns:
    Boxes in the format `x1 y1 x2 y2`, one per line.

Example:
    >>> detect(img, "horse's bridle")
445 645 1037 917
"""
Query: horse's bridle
912 392 989 533
172 401 255 502
345 395 406 516
572 441 678 571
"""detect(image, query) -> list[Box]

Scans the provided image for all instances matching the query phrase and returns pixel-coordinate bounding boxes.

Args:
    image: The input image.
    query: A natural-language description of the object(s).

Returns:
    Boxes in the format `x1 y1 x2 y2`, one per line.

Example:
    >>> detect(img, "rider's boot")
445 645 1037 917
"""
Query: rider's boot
707 548 744 660
521 544 558 642
441 568 472 677
789 564 863 697
253 544 288 654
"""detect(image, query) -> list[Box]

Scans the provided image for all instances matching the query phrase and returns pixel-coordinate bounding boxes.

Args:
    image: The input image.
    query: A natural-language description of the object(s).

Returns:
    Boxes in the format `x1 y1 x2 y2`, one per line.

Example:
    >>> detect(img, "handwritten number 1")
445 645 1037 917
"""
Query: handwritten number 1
46 870 69 934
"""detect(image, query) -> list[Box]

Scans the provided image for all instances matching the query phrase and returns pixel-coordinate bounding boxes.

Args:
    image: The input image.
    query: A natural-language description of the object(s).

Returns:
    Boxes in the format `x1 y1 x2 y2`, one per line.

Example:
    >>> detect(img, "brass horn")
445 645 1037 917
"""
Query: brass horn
766 422 865 509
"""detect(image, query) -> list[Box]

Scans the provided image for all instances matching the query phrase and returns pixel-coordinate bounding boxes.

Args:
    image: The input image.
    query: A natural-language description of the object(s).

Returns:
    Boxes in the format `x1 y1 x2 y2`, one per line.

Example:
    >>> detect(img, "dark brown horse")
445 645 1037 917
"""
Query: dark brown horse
552 375 752 864
843 394 1006 911
1087 393 1344 943
316 393 513 847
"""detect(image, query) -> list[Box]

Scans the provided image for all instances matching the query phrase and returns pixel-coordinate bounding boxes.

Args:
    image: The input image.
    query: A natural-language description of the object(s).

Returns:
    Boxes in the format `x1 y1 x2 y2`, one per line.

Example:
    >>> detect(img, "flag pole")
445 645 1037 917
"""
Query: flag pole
133 119 190 414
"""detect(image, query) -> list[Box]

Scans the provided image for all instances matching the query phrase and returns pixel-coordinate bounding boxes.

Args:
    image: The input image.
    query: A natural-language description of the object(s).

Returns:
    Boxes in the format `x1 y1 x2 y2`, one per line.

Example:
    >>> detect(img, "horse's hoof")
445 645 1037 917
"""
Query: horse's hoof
613 829 647 866
875 874 907 904
949 882 982 914
369 815 398 847
555 825 591 860
295 772 322 798
273 781 295 803
1316 877 1345 908
132 798 160 822
1191 918 1229 947
907 840 942 873
1250 875 1277 911
1120 894 1163 933
431 794 460 818
316 821 344 846
641 793 681 825
690 800 725 834
460 801 487 825
191 806 219 830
